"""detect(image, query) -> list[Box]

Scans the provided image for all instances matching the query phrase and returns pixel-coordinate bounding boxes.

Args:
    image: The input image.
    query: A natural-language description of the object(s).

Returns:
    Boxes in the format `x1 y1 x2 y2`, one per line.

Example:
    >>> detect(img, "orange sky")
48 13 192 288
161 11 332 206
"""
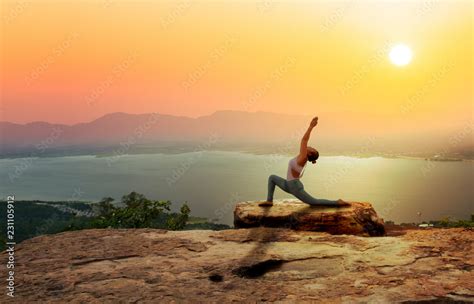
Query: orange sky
1 1 472 131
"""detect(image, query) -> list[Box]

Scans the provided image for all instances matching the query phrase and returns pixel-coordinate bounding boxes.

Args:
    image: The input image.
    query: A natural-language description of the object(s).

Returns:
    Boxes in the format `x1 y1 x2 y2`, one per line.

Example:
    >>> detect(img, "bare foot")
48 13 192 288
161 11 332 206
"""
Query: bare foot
337 199 351 207
258 201 274 207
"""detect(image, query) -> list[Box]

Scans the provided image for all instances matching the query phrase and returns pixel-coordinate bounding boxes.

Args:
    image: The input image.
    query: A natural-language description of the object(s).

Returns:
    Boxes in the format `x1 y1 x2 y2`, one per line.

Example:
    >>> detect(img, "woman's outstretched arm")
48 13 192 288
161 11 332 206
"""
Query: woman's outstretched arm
297 116 318 165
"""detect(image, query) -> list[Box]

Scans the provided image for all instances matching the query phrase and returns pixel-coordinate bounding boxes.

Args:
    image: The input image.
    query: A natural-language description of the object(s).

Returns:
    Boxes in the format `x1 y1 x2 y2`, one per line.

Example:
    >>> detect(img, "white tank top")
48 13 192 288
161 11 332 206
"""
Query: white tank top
287 157 306 181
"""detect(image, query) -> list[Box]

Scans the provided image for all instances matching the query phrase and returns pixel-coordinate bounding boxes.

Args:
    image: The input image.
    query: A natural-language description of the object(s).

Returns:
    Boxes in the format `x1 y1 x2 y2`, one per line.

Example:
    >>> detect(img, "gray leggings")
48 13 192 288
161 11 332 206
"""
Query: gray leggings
267 175 340 206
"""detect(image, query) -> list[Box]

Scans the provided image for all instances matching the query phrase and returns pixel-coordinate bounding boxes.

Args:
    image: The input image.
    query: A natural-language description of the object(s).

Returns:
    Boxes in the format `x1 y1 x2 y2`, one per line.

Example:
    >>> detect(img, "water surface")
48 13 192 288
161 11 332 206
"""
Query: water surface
1 151 472 226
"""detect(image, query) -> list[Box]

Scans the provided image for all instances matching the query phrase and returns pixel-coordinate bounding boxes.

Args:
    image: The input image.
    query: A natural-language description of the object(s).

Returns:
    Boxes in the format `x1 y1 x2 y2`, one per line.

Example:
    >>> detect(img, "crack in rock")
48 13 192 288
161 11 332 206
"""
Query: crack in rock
71 255 140 267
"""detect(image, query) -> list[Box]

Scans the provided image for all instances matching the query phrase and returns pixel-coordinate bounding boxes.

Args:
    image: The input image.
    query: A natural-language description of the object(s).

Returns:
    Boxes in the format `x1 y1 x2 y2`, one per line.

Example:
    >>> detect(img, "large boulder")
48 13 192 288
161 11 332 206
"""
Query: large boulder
234 199 385 236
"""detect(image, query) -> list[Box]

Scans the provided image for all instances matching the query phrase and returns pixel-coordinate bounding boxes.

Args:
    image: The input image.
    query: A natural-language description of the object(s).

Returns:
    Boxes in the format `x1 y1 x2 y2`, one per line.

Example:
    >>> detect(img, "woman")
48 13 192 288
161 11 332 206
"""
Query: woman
259 116 349 207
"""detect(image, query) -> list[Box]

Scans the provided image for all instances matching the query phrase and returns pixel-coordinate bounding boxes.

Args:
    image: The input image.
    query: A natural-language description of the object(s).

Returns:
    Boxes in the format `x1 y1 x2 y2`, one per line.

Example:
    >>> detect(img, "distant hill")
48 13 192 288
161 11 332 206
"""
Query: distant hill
0 111 306 145
0 110 472 158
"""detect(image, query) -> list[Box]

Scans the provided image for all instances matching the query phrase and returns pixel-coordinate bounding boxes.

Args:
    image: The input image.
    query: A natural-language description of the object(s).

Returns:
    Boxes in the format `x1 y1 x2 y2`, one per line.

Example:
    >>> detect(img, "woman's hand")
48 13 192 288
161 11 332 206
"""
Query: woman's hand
299 116 318 165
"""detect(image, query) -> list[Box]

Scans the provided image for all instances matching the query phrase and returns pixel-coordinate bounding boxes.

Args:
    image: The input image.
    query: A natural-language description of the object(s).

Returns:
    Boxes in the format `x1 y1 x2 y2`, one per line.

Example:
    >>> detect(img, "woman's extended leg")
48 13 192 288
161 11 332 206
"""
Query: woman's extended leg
289 182 341 206
266 174 290 202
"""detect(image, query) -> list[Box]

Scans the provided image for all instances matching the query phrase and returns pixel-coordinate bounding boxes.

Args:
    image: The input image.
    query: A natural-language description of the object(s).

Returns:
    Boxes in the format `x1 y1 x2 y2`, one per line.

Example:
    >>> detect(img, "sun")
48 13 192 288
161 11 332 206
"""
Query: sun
389 44 413 66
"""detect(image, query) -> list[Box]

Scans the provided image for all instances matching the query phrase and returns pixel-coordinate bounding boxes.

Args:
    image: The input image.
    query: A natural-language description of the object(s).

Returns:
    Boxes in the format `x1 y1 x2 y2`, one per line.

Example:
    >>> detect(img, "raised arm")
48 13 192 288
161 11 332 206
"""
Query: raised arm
297 116 318 165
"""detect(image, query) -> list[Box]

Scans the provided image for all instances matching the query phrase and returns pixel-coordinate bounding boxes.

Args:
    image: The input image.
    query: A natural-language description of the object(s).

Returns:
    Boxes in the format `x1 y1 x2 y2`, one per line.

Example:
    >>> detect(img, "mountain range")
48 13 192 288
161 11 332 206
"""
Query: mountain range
0 111 472 158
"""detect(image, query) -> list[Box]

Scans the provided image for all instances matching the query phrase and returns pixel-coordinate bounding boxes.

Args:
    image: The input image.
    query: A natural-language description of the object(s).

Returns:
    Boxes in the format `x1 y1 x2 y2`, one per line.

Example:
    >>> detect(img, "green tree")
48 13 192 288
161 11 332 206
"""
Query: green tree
166 203 191 230
87 192 186 229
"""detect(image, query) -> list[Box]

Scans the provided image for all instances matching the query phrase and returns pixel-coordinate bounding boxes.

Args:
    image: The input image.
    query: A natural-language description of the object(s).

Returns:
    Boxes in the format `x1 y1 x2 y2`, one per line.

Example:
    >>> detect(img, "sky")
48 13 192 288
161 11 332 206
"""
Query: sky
1 0 472 134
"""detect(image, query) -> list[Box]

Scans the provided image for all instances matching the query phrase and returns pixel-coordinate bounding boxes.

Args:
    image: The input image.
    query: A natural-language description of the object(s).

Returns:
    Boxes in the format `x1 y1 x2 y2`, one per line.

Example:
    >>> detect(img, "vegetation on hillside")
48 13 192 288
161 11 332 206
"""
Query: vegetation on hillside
386 216 474 229
0 192 231 251
64 192 190 231
429 216 474 228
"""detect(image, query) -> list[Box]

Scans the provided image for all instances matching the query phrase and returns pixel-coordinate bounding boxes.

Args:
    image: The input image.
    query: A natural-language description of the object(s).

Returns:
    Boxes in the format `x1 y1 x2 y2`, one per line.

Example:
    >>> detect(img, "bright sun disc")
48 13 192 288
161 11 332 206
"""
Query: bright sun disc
389 44 412 66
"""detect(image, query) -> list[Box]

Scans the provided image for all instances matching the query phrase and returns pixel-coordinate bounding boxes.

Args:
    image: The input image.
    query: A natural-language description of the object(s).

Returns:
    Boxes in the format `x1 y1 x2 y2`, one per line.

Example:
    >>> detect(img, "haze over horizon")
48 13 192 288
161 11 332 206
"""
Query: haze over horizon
1 1 472 140
1 110 472 159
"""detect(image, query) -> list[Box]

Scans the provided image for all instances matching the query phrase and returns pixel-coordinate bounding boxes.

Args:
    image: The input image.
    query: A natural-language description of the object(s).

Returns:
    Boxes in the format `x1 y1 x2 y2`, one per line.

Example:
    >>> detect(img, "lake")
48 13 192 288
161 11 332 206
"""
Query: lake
1 151 472 226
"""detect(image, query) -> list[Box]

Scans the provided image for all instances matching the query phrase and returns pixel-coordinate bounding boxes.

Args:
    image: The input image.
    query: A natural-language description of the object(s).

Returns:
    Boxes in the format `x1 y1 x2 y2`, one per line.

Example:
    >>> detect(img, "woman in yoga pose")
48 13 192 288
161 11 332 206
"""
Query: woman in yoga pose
259 116 349 207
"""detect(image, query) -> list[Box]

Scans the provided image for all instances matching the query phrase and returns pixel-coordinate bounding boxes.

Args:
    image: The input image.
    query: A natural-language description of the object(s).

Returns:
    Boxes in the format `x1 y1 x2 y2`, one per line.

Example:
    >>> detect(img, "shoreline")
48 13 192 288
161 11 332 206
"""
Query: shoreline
0 148 472 162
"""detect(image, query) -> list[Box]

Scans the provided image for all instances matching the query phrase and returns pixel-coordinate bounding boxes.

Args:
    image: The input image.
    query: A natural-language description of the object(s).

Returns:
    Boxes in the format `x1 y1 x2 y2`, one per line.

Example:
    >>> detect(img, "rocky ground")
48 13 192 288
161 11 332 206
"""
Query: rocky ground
3 226 473 303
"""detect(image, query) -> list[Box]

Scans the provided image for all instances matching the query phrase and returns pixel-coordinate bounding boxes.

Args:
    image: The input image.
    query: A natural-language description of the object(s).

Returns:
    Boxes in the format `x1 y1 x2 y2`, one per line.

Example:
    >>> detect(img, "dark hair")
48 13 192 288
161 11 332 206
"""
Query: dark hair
307 150 319 162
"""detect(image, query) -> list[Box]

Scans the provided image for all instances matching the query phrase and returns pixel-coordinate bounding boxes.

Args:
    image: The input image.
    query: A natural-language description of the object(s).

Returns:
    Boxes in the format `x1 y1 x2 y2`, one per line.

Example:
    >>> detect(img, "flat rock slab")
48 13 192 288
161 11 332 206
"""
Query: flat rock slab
234 199 385 236
4 227 473 303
